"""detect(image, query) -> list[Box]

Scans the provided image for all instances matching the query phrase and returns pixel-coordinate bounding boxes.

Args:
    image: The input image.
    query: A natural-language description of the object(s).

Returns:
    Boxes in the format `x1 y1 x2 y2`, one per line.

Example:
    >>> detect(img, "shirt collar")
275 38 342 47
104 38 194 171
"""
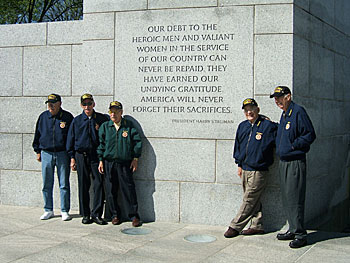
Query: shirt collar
82 110 95 120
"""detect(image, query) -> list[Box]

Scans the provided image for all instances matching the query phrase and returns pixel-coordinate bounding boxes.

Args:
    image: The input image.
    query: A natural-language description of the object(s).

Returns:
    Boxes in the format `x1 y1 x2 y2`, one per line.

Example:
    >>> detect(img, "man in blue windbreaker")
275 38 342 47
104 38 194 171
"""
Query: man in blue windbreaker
270 86 316 249
224 98 277 238
33 94 73 221
66 94 109 225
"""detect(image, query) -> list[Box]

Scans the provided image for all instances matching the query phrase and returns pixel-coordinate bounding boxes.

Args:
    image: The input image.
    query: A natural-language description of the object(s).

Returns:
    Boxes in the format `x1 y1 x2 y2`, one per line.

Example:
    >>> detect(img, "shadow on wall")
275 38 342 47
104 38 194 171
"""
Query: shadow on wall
305 138 350 232
125 115 156 223
261 154 288 232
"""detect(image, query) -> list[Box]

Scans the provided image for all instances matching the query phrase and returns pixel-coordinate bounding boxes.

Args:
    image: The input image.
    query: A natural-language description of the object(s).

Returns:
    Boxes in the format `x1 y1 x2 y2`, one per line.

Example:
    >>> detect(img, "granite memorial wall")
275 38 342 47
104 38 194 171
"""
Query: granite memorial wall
0 0 349 230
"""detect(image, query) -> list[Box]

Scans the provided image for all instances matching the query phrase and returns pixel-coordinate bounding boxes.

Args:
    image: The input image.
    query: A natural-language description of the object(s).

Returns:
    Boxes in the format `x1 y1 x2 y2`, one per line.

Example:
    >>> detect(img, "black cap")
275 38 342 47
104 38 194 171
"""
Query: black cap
109 101 123 110
81 93 94 103
242 98 258 109
270 86 291 98
45 94 61 104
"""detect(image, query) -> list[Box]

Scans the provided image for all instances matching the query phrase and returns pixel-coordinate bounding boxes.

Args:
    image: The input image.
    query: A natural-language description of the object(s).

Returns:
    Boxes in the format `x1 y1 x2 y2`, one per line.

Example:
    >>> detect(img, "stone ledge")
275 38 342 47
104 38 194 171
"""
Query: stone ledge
84 0 147 14
0 23 46 47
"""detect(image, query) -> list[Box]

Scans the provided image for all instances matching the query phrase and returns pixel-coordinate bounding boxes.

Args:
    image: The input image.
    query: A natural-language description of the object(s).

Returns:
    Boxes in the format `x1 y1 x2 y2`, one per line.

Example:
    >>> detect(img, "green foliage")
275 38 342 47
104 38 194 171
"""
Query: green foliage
0 0 83 24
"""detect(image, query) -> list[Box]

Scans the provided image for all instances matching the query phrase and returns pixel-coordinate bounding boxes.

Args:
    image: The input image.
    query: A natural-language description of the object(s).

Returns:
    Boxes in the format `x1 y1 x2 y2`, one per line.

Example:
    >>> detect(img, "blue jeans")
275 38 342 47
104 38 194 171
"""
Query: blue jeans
41 150 70 212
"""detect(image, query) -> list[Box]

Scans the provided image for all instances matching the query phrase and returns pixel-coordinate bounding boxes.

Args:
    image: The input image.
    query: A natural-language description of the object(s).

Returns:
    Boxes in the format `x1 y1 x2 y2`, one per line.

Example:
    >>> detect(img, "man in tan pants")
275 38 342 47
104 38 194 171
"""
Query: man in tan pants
224 98 277 238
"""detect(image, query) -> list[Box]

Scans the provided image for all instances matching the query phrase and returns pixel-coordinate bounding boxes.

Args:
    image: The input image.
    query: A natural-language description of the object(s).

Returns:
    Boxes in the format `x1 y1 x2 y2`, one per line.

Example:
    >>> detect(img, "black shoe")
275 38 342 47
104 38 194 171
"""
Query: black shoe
82 216 93 224
92 216 107 225
289 238 307 248
277 231 295 240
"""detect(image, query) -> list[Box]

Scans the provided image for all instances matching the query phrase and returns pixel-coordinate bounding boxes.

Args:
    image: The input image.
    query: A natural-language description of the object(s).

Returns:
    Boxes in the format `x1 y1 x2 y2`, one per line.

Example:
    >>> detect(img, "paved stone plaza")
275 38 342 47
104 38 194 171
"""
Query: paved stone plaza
0 205 349 263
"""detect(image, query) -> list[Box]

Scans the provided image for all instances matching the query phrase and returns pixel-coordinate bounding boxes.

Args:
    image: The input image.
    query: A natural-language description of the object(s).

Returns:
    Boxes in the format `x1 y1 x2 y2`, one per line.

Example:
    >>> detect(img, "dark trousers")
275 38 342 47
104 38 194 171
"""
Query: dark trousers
104 160 139 220
75 152 105 218
279 159 307 240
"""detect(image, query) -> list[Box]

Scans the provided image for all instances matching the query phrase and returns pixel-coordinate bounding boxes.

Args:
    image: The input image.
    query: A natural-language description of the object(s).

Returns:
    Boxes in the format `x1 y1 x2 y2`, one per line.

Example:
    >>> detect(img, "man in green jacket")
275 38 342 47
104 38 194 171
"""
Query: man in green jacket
97 101 142 227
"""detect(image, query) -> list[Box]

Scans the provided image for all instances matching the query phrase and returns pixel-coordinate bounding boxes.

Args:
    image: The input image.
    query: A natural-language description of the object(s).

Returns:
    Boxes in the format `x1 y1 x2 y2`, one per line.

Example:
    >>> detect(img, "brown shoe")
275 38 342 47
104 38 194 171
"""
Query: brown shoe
132 217 141 227
111 216 121 225
224 227 239 238
241 228 265 235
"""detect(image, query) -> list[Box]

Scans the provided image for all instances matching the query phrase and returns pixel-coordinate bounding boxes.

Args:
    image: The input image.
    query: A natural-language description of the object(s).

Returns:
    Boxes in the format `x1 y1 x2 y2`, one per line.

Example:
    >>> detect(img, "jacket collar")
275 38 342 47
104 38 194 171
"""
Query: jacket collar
245 115 263 127
284 101 294 117
108 118 124 127
48 108 63 119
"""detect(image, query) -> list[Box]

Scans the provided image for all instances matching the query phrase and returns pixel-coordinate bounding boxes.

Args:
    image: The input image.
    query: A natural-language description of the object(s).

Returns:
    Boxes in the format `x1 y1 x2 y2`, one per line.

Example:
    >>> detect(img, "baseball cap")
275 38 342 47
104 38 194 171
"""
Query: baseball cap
45 94 61 104
242 98 258 109
81 93 94 103
269 86 291 98
109 101 123 110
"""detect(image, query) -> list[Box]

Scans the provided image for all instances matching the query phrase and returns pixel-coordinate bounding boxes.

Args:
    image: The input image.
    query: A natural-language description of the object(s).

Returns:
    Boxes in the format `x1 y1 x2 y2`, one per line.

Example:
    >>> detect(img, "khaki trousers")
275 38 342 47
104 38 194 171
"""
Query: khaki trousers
230 170 267 231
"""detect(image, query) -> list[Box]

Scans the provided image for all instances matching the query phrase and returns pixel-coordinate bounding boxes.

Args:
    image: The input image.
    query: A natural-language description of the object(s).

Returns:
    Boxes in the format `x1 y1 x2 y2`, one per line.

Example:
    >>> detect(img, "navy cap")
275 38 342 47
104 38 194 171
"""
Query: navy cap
242 98 258 109
270 86 291 98
81 93 94 103
45 94 61 104
109 101 123 110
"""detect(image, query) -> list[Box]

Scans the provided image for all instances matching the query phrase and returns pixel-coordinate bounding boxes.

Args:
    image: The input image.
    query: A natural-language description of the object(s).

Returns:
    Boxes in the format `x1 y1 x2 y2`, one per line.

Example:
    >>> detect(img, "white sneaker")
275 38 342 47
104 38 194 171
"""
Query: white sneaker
61 212 71 221
40 211 54 220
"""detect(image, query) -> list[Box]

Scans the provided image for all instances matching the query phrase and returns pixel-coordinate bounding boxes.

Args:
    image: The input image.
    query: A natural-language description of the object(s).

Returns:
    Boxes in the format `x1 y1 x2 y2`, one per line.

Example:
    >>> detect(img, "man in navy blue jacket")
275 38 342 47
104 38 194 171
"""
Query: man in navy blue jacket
66 94 109 225
33 94 73 221
224 98 277 238
270 86 316 249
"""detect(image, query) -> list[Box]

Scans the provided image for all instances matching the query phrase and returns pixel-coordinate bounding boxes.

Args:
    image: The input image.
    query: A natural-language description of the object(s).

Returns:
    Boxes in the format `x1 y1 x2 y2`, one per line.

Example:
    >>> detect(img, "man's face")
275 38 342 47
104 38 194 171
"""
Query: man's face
243 105 259 123
47 101 61 116
81 99 95 117
274 94 291 111
109 108 123 123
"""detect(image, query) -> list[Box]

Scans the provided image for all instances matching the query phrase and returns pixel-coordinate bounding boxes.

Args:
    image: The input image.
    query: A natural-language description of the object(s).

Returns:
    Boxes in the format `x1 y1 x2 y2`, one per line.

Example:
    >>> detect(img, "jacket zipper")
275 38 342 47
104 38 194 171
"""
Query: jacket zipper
278 113 286 153
52 116 56 152
244 124 253 163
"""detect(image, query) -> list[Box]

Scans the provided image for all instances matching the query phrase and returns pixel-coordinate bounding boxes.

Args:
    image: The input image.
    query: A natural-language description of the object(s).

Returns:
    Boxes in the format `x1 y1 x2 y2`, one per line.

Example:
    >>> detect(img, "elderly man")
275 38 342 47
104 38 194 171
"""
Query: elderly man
97 101 142 227
66 94 109 225
270 86 316 248
224 98 277 238
33 94 74 221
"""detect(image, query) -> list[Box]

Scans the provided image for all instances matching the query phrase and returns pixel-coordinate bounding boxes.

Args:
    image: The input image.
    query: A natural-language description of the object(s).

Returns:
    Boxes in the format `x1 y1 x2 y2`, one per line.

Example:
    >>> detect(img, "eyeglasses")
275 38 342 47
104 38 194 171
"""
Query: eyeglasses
82 102 93 106
108 110 122 114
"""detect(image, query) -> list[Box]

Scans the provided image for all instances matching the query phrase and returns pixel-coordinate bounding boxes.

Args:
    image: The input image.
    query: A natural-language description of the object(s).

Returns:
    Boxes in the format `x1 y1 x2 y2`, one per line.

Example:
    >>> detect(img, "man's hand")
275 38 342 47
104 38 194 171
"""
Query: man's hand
98 161 104 174
130 159 138 173
70 158 77 171
238 167 242 178
36 153 41 162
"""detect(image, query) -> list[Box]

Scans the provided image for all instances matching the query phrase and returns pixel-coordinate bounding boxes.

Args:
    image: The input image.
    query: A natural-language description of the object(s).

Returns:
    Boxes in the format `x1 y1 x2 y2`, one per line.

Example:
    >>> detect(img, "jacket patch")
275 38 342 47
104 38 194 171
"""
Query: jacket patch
122 130 128 138
255 132 262 140
60 122 66 129
285 122 291 130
